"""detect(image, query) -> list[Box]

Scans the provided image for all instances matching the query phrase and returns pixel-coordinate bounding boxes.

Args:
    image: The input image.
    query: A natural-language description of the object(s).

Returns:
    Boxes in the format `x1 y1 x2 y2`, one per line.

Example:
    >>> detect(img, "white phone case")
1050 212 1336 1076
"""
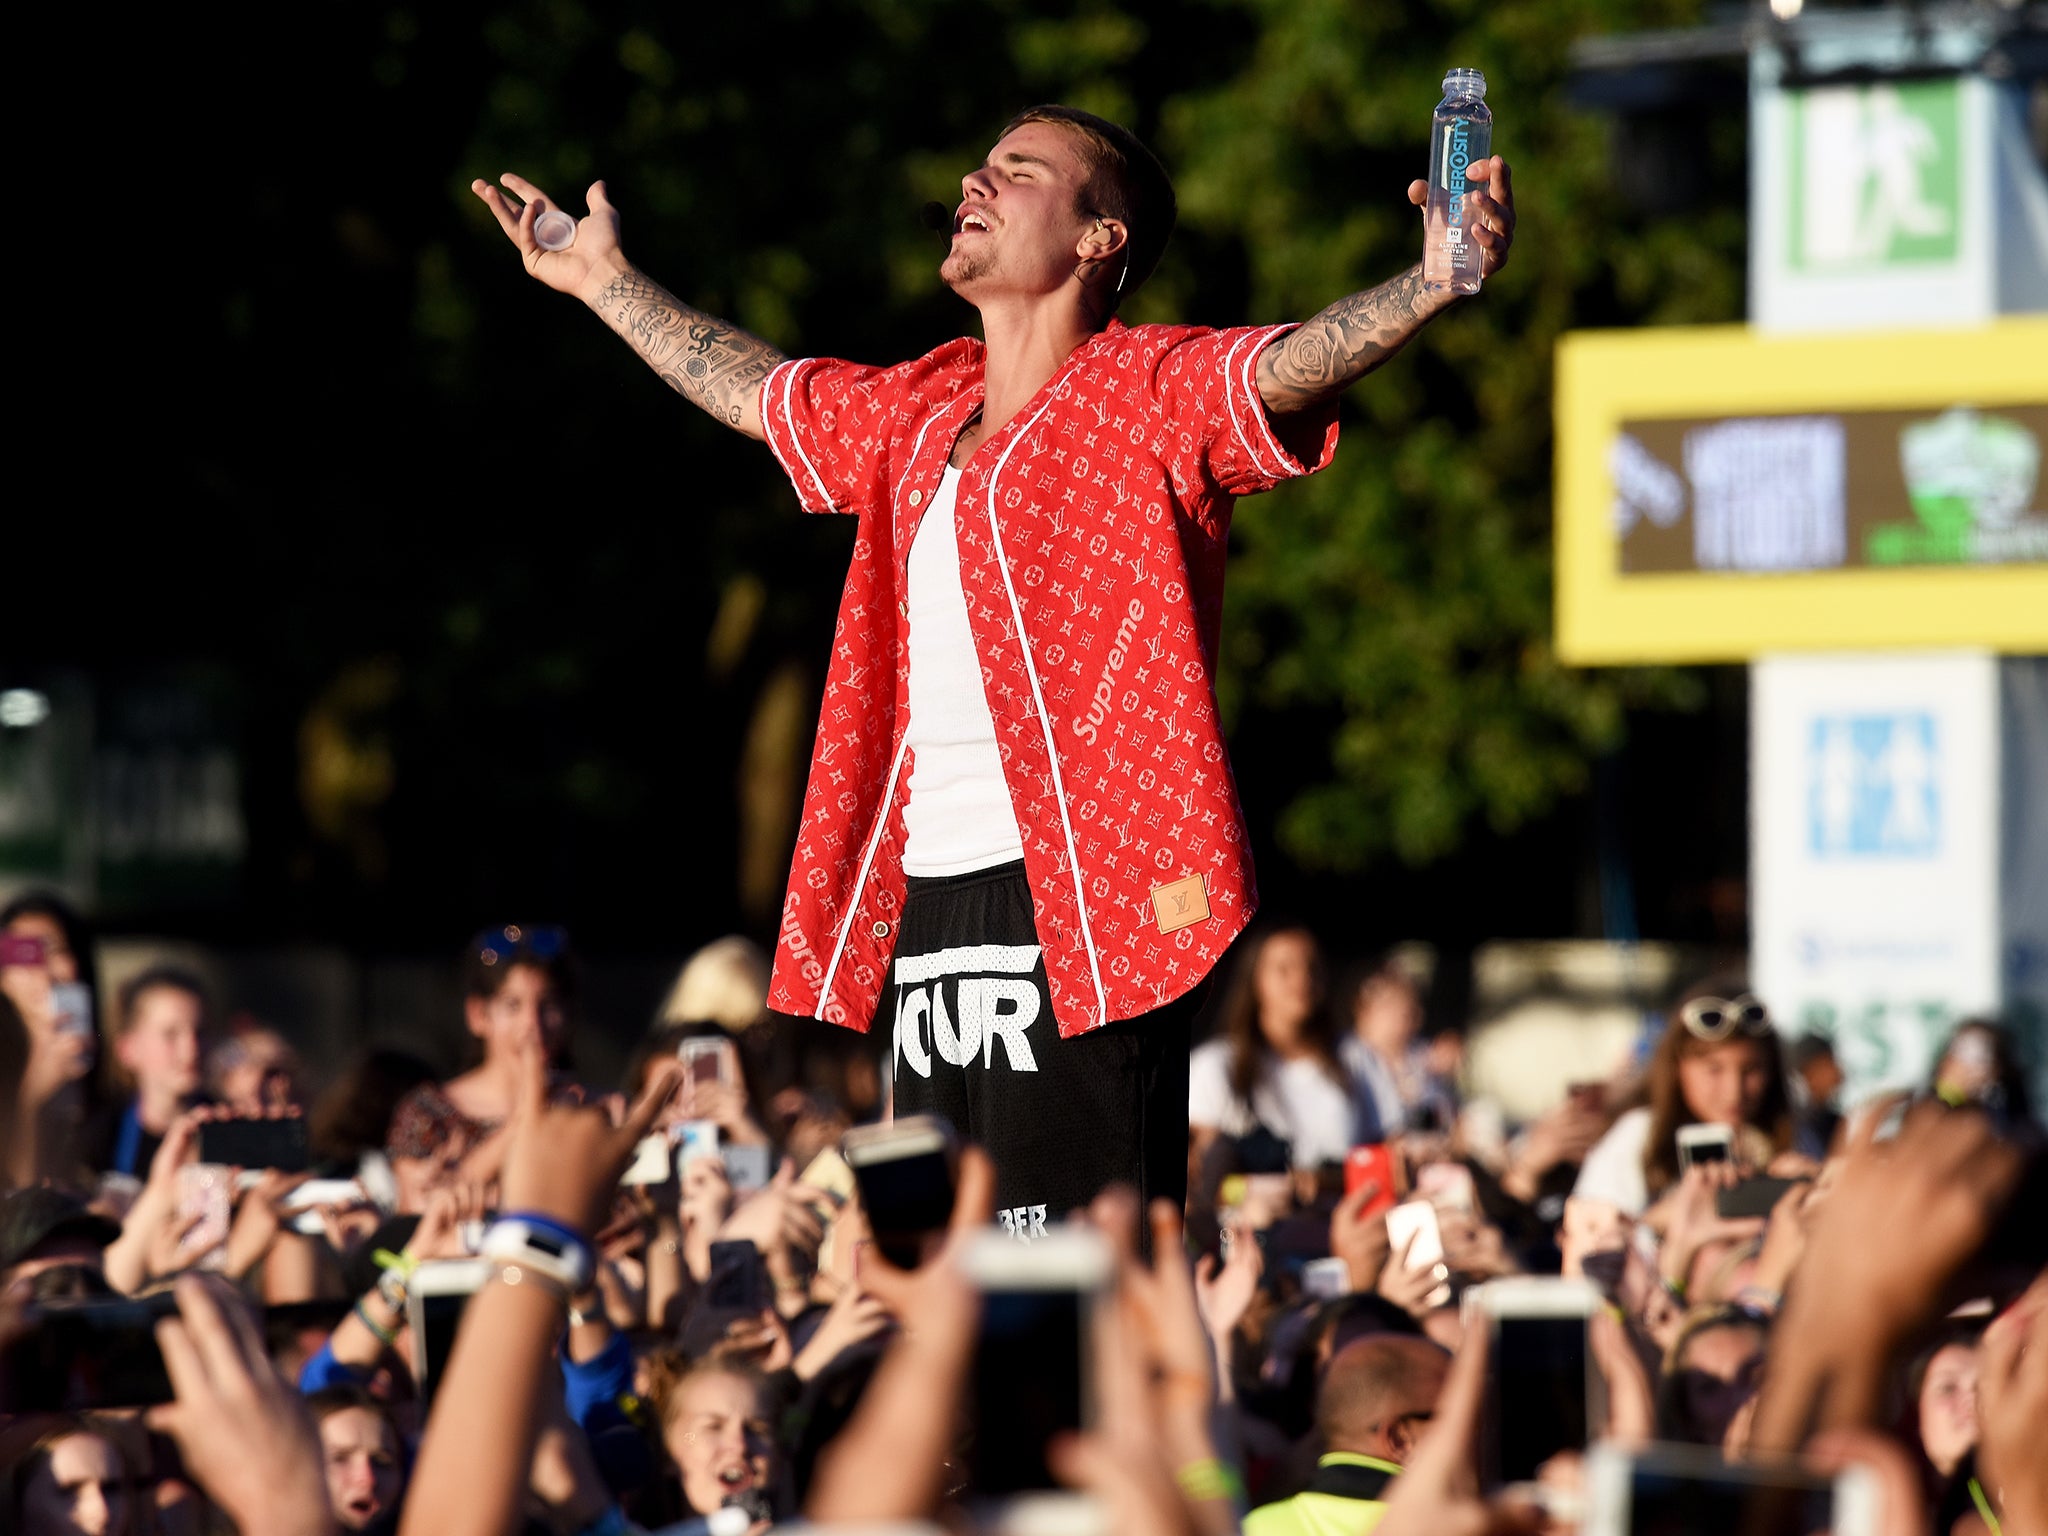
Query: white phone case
622 1134 675 1186
406 1258 493 1384
1385 1199 1451 1307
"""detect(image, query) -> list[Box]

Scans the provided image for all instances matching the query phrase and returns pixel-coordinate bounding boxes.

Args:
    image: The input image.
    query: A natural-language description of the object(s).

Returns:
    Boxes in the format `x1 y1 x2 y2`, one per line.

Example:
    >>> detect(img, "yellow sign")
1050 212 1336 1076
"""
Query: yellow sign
1554 320 2048 664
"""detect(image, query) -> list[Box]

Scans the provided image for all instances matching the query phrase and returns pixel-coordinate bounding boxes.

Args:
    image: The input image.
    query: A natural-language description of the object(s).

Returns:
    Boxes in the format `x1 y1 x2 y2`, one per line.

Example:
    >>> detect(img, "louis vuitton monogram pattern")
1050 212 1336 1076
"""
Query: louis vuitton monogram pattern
759 319 1339 1039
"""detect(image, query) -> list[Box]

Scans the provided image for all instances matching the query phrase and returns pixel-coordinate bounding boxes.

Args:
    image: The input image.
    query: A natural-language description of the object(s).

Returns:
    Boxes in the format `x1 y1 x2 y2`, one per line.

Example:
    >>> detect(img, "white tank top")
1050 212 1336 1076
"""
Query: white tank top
901 466 1027 876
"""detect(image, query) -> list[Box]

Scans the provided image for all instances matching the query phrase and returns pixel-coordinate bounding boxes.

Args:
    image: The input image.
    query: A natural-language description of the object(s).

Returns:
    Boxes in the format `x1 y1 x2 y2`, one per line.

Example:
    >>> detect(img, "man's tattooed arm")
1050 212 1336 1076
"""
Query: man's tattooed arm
589 267 786 441
1254 264 1451 417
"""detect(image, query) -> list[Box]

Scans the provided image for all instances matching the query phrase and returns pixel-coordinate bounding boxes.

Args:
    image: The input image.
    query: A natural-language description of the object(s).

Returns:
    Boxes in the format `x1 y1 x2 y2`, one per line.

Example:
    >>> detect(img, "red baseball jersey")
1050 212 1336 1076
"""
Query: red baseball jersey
759 317 1339 1038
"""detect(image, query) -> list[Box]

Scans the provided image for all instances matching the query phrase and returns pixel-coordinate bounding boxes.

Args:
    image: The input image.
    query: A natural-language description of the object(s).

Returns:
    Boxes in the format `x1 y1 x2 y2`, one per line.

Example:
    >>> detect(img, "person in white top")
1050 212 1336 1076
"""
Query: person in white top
1188 926 1374 1171
1338 954 1459 1141
1567 980 1799 1230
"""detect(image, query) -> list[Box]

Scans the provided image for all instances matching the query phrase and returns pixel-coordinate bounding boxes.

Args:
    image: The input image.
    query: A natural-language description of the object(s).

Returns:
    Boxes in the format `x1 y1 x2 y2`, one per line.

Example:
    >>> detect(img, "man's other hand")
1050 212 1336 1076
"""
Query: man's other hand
471 175 626 303
1407 155 1516 279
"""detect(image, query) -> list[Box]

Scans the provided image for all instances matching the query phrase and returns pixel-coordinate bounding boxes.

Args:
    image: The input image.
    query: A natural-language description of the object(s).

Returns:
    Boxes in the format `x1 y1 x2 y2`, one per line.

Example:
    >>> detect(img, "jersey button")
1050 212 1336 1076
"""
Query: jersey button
871 920 890 938
909 489 924 507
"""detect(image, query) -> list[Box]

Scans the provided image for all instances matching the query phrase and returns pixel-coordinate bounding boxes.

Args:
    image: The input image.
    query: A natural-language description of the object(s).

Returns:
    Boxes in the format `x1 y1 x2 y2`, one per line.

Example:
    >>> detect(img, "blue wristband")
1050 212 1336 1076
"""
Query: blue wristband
497 1211 590 1251
484 1212 596 1294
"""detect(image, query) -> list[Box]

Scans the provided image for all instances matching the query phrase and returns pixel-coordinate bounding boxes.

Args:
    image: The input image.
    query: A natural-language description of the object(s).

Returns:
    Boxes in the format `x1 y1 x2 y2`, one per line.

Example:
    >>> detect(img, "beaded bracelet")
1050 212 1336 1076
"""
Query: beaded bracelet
1732 1284 1782 1317
352 1298 399 1348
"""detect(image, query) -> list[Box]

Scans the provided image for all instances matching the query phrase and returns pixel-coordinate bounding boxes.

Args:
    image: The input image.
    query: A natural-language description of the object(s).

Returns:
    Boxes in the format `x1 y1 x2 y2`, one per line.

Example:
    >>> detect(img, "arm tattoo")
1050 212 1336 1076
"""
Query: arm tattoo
593 269 786 429
1257 265 1439 416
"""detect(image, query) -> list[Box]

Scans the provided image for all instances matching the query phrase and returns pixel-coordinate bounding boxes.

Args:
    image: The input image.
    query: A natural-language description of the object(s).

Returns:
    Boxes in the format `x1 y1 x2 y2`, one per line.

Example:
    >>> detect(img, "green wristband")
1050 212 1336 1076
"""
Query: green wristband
1174 1456 1244 1504
352 1298 398 1348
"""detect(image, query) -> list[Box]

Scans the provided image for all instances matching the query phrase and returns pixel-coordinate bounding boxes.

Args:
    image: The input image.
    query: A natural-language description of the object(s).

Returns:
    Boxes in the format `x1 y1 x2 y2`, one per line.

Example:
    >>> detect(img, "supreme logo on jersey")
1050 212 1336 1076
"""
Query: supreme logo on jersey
891 942 1044 1080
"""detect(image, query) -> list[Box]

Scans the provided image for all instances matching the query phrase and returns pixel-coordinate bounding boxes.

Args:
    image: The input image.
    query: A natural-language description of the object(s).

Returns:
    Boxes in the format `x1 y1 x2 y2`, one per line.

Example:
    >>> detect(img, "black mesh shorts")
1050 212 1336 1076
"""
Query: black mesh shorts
885 860 1196 1234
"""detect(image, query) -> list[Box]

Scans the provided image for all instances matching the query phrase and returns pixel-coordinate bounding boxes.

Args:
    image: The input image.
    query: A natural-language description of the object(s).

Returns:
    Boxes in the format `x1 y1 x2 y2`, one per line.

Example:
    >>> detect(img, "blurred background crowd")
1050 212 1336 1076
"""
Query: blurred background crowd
4 890 2044 1535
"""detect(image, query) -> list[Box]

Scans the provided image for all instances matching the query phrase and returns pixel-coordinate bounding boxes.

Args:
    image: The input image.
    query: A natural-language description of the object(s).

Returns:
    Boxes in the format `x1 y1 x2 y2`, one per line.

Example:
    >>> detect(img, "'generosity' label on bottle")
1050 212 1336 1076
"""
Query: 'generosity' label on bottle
1441 121 1470 242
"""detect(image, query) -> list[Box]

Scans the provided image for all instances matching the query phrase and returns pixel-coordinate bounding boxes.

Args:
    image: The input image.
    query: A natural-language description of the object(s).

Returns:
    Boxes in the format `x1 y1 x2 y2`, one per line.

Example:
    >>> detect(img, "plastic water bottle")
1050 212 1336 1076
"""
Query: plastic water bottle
1423 68 1492 294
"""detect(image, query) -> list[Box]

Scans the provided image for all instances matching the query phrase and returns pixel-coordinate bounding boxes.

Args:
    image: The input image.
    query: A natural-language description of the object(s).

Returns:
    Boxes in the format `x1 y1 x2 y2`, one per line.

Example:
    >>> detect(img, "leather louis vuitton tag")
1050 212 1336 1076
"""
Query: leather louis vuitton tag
1150 872 1211 935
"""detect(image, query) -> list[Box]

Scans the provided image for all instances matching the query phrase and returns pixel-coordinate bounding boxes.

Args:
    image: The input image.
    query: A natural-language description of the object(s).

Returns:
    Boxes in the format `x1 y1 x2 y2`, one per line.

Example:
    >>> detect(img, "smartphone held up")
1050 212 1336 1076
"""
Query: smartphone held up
1584 1443 1879 1536
198 1115 311 1173
843 1114 959 1270
961 1227 1111 1517
1344 1143 1401 1219
408 1258 492 1409
1385 1199 1452 1309
1469 1276 1607 1491
1676 1125 1734 1174
678 1035 735 1092
1 1295 350 1414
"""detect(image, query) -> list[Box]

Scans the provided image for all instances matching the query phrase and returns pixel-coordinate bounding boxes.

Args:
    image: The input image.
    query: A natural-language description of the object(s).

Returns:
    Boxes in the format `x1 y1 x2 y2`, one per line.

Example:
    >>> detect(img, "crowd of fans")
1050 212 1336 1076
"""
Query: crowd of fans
2 888 2043 1536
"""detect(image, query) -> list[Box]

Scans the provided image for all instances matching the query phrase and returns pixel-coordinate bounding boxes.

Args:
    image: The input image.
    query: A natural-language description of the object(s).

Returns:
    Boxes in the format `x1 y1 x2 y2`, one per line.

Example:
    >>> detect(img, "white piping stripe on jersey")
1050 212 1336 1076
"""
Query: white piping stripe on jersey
982 386 1110 1029
891 942 1042 985
1220 330 1287 485
1239 323 1299 474
892 397 957 512
758 364 799 493
815 731 913 1018
769 359 836 514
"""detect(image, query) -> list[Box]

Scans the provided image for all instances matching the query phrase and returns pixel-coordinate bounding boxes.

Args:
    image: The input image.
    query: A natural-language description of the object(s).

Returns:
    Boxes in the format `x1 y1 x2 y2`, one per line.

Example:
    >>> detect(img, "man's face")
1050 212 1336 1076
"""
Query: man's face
464 963 565 1062
942 121 1104 305
664 1371 774 1515
1802 1052 1844 1105
116 985 203 1098
320 1406 404 1531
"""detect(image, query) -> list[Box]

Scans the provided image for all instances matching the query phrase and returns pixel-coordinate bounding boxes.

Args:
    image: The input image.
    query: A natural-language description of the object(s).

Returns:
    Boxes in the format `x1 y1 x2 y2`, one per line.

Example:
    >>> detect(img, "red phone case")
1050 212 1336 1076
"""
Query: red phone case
1345 1144 1400 1219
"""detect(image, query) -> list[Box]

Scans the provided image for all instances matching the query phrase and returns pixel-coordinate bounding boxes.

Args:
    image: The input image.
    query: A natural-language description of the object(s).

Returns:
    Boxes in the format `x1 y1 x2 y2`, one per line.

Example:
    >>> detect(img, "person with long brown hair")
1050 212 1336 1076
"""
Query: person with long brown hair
1569 975 1795 1221
1188 925 1374 1171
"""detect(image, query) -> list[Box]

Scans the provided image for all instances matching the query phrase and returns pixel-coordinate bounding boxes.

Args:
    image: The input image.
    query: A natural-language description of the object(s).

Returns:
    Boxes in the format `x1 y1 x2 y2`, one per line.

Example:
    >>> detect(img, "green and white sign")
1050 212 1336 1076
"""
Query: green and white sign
1787 80 1961 272
1743 18 2048 335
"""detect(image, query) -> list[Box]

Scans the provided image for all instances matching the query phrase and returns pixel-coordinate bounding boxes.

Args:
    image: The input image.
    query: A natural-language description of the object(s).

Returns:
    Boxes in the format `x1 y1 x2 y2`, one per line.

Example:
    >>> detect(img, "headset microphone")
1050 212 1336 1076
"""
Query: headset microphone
919 201 952 234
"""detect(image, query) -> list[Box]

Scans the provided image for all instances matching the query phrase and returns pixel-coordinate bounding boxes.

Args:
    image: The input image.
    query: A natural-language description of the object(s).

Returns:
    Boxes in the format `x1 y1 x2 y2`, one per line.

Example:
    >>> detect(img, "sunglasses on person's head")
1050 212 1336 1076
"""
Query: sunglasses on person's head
1679 994 1773 1042
470 923 570 967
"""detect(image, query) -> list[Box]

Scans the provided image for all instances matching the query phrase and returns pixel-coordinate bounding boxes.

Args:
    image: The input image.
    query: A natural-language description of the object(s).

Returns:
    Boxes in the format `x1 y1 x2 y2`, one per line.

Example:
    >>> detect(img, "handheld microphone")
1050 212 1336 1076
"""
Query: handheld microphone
919 200 952 235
